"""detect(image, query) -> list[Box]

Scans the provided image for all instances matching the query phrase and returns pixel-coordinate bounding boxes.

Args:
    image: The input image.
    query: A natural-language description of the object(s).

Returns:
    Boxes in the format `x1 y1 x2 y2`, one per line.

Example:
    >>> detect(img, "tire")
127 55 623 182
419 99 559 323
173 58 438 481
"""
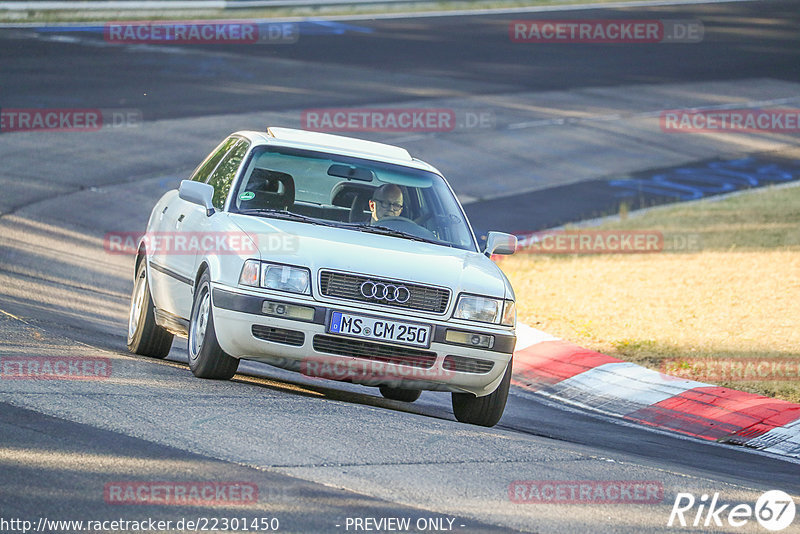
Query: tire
379 386 422 403
451 358 512 427
188 271 239 379
127 258 174 358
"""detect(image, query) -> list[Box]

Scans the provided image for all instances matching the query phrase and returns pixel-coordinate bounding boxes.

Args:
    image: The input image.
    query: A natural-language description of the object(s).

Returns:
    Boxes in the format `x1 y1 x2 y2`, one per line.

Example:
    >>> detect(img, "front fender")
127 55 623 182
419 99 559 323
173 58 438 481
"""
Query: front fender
197 228 259 292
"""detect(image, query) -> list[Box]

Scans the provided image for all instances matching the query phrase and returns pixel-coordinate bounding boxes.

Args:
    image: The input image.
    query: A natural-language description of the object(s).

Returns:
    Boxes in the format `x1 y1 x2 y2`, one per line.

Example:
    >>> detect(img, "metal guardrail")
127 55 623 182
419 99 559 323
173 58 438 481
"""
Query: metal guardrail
0 0 428 9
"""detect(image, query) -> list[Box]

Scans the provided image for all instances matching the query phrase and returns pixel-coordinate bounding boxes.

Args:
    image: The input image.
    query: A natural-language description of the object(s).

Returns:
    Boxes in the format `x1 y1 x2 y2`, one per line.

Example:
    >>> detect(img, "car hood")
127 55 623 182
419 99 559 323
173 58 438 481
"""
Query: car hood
227 214 513 300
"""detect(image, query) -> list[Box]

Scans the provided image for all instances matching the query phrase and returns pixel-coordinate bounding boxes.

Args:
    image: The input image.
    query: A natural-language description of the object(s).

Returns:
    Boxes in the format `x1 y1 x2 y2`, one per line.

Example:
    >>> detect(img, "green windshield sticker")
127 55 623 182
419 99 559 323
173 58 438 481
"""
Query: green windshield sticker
239 191 255 201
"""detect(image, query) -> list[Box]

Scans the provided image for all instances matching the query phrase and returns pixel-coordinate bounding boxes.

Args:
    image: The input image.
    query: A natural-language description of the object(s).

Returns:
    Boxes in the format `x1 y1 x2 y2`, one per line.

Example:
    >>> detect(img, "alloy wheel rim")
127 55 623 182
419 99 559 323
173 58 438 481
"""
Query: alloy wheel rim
190 289 210 359
128 271 146 341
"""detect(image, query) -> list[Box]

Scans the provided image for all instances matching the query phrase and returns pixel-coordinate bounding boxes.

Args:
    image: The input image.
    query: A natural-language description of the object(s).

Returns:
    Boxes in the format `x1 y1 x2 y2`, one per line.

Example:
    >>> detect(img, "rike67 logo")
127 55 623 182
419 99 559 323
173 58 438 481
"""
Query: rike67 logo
668 490 796 531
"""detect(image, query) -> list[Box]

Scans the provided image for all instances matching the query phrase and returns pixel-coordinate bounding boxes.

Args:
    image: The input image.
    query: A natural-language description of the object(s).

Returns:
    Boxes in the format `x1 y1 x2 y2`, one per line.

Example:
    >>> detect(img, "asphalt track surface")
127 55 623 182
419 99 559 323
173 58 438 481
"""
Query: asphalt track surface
1 1 799 533
1 0 799 119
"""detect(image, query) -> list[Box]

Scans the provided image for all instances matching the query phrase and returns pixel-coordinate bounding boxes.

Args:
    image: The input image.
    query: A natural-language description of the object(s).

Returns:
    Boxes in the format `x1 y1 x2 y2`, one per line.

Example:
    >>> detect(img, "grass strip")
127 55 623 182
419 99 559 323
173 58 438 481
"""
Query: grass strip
498 183 800 402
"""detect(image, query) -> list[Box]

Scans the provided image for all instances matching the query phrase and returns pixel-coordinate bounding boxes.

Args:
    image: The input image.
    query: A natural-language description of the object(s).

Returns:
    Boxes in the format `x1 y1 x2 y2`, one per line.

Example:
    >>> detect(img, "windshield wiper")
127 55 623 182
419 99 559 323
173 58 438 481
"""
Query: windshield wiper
238 209 339 227
353 224 439 245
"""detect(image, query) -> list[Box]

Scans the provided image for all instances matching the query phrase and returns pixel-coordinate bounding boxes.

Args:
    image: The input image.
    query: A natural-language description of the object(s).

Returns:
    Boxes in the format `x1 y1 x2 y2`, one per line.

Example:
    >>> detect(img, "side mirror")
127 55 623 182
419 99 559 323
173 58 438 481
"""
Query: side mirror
178 180 215 216
484 231 517 256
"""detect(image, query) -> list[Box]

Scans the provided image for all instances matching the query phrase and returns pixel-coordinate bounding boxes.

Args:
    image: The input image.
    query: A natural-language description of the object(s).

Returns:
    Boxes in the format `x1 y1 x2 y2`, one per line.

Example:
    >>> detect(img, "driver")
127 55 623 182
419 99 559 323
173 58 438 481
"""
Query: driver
368 184 404 224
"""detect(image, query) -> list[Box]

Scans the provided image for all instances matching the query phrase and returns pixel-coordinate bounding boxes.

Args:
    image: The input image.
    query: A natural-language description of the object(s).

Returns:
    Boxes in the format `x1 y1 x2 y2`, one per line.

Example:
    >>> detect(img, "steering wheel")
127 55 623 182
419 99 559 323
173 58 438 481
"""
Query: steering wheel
375 216 437 240
377 215 416 224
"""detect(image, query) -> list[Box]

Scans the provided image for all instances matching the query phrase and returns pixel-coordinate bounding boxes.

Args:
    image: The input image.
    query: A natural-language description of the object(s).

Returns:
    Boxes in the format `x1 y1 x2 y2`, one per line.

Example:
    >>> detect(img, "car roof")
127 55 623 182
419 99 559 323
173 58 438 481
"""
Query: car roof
235 128 441 174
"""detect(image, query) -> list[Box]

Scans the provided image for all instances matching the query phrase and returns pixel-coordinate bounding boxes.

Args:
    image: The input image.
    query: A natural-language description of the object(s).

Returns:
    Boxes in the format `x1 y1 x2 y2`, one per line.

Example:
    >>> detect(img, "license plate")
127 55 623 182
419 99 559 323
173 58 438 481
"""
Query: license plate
327 311 431 348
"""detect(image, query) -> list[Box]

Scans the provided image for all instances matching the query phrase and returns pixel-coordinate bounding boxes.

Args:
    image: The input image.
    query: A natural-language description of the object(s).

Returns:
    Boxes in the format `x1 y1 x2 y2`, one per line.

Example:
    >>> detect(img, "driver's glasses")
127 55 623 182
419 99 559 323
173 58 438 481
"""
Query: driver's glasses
375 199 403 211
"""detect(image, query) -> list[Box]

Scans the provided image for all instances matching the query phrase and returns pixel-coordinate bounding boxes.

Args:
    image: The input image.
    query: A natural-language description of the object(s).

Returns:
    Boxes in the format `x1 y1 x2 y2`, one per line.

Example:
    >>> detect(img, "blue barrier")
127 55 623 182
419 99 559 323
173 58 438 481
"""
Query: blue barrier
608 157 800 201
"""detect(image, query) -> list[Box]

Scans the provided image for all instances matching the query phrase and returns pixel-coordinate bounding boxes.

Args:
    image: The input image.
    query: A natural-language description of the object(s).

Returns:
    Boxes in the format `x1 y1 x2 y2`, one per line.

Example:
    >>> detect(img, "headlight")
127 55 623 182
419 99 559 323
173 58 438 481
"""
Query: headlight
454 294 501 323
263 263 310 294
453 294 515 326
239 260 311 295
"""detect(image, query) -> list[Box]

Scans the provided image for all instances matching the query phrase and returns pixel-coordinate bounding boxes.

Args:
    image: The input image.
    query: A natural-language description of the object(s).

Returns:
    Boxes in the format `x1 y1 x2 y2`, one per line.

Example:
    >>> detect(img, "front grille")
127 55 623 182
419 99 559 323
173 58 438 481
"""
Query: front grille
252 325 305 346
319 270 450 314
443 355 495 374
312 335 436 369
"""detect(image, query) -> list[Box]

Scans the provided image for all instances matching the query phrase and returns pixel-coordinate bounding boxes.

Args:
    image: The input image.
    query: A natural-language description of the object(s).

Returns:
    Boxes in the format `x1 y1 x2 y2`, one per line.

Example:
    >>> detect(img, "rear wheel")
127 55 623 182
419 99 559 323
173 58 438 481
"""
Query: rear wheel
379 386 422 403
127 259 173 358
451 358 512 427
188 271 239 379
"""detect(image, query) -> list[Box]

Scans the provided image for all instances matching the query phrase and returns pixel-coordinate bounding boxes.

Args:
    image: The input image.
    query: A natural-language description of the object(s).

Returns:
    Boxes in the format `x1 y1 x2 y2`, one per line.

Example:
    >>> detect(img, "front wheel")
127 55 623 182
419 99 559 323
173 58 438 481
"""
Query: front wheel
188 272 239 379
127 259 173 358
451 358 512 427
379 386 422 403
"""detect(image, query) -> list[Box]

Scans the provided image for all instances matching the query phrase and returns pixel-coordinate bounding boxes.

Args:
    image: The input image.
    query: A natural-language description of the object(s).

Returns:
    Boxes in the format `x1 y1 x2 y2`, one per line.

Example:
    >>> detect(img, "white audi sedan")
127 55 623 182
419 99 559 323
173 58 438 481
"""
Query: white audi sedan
127 127 517 426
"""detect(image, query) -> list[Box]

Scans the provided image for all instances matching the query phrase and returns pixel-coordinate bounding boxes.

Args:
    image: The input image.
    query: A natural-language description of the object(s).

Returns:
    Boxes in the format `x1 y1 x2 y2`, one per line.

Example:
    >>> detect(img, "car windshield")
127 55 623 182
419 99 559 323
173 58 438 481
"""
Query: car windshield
231 145 477 251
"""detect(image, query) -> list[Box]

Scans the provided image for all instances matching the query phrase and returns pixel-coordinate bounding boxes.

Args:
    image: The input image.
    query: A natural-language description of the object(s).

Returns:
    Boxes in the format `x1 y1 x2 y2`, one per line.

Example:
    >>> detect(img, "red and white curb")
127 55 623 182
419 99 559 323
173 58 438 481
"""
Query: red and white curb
511 323 800 459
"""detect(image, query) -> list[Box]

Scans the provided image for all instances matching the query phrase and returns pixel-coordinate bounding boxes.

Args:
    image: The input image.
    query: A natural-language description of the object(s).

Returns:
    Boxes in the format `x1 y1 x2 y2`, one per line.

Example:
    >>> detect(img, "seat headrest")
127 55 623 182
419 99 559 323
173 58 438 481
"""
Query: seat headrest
241 169 295 211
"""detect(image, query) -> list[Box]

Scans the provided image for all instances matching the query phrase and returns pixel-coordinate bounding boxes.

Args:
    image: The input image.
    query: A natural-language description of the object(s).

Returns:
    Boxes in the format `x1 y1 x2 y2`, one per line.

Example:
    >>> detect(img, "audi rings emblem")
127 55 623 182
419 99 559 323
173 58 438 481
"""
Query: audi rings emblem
360 281 411 303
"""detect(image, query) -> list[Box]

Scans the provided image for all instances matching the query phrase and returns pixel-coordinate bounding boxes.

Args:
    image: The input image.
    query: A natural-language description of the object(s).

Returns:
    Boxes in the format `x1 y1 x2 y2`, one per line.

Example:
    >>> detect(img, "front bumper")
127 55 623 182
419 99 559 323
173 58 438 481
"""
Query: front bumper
211 285 515 397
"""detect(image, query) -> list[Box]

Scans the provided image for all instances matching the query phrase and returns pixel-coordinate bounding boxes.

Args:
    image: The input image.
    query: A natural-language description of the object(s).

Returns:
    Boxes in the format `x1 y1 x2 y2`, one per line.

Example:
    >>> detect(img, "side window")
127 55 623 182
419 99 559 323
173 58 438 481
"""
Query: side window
207 139 249 210
190 137 238 183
